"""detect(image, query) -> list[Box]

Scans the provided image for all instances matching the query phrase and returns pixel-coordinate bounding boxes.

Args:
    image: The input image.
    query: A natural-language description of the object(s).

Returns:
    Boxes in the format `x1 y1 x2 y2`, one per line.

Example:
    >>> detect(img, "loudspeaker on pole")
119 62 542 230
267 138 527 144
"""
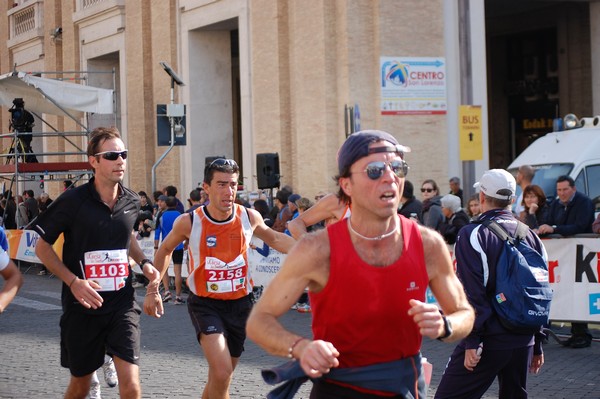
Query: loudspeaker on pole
256 153 280 189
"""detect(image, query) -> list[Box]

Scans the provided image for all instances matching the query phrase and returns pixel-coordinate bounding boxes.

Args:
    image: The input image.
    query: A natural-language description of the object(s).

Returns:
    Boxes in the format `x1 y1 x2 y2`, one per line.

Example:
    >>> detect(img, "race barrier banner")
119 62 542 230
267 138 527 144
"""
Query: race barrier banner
247 238 285 287
6 229 64 262
542 237 600 323
8 229 600 323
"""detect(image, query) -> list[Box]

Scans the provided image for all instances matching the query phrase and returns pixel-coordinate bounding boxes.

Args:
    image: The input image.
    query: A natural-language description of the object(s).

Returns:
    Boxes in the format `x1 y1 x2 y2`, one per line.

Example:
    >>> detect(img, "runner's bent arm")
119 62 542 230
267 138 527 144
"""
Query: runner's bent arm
0 261 23 314
247 230 339 377
288 194 342 239
410 226 474 342
35 238 103 309
249 208 296 253
143 213 191 317
129 231 160 285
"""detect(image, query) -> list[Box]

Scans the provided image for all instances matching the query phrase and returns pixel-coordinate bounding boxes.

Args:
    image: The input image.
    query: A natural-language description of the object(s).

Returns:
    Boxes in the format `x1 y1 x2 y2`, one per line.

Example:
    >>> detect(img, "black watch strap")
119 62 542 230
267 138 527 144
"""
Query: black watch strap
140 258 153 268
437 315 453 341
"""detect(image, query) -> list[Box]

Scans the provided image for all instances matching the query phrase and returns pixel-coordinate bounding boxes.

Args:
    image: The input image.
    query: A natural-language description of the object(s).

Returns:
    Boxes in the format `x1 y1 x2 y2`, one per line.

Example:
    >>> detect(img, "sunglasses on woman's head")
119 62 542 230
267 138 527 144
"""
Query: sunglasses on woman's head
94 150 128 161
359 160 409 180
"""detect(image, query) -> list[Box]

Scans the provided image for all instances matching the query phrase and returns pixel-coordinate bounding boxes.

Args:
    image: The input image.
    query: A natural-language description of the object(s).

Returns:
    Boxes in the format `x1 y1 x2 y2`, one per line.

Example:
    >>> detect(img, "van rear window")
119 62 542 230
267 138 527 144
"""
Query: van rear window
510 163 573 201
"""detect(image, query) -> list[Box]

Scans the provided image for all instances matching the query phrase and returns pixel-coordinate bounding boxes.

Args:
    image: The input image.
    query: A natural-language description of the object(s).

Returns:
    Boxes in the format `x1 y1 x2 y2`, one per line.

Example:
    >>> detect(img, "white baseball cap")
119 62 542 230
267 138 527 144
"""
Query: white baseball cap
473 169 516 200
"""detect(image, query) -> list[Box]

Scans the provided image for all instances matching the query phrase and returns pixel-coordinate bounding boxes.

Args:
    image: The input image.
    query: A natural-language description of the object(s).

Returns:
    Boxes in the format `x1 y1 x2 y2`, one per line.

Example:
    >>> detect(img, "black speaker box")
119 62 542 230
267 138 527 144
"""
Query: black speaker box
256 153 280 189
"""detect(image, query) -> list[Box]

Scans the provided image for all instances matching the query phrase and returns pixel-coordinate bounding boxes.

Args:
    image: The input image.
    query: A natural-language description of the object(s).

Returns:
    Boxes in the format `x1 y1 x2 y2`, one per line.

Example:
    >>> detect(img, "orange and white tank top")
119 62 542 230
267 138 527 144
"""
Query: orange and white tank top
325 203 351 227
187 204 254 299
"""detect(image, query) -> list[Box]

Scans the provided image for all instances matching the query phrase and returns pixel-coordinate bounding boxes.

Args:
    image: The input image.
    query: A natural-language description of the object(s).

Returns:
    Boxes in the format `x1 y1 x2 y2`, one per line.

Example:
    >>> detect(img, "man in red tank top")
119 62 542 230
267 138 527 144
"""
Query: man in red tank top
143 158 296 399
248 130 475 398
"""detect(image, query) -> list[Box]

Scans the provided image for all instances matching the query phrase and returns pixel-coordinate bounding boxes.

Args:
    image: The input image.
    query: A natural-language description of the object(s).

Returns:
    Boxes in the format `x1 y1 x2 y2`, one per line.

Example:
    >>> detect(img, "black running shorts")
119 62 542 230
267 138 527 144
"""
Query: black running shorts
60 301 141 377
187 294 252 358
172 248 184 264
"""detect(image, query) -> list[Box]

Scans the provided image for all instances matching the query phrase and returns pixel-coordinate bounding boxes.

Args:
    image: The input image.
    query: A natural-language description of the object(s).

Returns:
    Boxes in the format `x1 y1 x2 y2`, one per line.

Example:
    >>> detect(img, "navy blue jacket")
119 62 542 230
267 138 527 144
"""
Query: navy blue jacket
544 191 594 236
455 209 546 354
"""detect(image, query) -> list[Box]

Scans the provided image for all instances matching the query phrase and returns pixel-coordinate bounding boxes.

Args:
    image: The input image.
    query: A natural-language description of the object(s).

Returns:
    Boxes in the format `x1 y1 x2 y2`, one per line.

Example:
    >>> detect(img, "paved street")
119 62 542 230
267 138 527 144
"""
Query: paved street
1 269 599 398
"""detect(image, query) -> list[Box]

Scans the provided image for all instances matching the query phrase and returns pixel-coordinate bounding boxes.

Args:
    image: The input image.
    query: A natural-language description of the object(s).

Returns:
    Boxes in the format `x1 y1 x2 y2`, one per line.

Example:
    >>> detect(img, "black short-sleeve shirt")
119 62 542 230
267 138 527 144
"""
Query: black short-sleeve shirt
33 177 140 314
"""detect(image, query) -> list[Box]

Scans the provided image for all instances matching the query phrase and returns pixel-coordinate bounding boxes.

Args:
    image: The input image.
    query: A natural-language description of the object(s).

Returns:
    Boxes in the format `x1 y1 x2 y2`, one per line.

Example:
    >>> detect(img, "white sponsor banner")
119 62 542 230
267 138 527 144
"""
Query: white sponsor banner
542 237 600 322
131 236 187 278
247 237 285 287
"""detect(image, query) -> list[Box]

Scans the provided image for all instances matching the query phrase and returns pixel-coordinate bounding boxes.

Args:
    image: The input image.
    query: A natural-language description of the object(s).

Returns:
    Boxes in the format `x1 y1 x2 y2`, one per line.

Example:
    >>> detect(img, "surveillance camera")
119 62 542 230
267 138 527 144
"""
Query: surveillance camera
159 61 185 86
49 27 62 40
174 124 185 137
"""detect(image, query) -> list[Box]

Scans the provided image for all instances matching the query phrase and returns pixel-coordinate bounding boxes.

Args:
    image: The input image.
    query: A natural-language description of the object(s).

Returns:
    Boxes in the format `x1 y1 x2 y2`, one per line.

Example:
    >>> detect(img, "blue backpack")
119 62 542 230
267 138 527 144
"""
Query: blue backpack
479 219 553 334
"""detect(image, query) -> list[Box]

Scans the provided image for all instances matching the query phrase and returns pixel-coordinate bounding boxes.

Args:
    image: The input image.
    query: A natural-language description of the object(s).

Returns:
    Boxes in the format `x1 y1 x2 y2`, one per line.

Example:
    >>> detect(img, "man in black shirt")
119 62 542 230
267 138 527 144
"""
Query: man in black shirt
34 127 160 398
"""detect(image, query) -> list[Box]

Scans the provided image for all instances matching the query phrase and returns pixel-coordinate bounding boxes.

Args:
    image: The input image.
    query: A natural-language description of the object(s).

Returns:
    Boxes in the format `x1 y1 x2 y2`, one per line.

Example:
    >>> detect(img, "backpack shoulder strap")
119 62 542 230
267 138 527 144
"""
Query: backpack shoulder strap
479 218 529 245
514 220 530 241
479 218 513 244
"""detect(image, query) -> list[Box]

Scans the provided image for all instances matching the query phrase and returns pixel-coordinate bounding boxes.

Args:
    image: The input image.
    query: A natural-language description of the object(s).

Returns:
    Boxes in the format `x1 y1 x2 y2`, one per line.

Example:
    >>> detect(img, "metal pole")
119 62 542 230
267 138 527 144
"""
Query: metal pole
459 0 476 201
151 78 176 193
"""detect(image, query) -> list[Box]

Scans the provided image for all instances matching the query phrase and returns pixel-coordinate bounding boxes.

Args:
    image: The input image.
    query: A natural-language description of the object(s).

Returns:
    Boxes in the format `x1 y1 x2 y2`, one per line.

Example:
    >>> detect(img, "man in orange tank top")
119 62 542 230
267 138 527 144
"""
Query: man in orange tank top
248 130 475 398
144 158 295 399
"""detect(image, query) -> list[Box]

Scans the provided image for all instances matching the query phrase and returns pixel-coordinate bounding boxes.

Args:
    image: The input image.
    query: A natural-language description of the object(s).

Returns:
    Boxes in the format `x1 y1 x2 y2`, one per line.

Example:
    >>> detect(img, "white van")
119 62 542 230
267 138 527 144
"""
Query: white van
508 115 600 209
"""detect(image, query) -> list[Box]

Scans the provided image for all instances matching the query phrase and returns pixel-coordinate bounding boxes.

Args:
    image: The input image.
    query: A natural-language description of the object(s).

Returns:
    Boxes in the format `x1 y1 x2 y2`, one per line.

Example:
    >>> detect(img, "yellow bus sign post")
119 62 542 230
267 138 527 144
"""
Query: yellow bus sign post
459 105 483 161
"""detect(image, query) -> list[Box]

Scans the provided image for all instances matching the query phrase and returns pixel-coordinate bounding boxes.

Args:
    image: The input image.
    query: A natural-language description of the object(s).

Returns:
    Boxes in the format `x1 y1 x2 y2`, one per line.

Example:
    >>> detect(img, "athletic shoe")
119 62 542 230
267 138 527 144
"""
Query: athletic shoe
162 291 172 303
174 296 186 305
296 303 311 313
102 357 118 388
88 380 101 399
290 303 299 310
38 269 47 275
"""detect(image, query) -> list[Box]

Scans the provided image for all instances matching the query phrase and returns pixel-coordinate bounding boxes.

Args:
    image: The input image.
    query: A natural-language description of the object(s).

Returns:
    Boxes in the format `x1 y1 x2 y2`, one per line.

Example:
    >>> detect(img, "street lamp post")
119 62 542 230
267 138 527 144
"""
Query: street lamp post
152 61 185 193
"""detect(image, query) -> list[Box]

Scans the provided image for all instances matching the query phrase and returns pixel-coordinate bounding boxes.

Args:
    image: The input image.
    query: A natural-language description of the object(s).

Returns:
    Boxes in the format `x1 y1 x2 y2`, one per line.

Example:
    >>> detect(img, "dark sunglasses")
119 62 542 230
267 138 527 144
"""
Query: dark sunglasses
94 150 128 161
421 188 434 193
361 160 408 180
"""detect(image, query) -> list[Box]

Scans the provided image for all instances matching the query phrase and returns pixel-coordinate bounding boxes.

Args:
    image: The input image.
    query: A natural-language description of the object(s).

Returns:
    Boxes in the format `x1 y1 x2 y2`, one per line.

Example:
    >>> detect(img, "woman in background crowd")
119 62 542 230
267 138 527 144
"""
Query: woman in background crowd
466 194 481 221
519 184 549 231
421 179 444 231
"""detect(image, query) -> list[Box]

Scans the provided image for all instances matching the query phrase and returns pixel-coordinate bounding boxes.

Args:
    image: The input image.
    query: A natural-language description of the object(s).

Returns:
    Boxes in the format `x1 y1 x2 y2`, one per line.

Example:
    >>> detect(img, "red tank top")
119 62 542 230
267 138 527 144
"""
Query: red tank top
187 204 254 299
310 216 428 368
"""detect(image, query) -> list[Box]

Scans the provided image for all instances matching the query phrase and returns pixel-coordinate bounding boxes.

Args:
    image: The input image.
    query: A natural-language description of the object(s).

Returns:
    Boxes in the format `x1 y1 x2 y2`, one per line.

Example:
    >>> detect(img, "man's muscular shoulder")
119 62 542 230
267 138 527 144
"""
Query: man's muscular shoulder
418 224 452 277
290 228 331 291
294 228 330 261
418 224 446 248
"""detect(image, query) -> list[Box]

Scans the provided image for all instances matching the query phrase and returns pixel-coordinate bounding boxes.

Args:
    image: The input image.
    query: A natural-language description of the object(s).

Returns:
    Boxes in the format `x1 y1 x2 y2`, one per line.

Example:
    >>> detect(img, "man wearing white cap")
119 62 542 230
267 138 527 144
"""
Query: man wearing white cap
435 169 547 399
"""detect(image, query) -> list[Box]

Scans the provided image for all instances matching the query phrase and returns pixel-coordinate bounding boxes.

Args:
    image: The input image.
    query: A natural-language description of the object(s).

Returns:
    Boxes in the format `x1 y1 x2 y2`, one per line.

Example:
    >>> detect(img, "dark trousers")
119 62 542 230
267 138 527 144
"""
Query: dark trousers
435 345 532 399
571 322 591 337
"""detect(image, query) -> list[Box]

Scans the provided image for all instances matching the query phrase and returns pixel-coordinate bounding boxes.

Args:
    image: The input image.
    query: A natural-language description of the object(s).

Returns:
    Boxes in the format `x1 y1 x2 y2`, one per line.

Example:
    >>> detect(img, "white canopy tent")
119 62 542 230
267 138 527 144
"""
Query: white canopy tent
0 72 114 120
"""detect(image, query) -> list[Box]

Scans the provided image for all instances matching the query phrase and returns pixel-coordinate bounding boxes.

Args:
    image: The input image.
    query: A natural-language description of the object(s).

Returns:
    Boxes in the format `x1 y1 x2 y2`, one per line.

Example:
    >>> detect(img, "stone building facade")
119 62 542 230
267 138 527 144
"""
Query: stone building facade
2 0 599 202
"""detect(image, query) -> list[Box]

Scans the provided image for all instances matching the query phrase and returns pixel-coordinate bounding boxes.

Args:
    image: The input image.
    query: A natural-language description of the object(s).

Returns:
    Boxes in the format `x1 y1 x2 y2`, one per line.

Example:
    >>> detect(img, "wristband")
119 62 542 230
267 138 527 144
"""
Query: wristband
68 276 78 288
140 258 153 268
288 337 307 359
437 314 453 341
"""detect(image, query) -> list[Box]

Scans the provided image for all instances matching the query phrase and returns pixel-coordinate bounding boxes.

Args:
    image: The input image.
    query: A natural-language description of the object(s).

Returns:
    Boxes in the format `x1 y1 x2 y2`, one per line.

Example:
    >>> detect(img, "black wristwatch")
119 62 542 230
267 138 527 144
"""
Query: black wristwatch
140 259 153 268
437 315 453 341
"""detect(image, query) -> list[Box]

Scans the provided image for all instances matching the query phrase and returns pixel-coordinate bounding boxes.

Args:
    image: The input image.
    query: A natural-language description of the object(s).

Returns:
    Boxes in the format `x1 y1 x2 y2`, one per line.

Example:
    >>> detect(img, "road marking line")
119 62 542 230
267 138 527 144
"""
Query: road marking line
32 290 62 300
12 296 61 311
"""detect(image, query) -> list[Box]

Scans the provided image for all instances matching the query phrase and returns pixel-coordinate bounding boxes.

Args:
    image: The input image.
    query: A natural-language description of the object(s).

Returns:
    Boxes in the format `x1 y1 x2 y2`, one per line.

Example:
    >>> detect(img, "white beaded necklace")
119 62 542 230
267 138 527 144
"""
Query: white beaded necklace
347 218 397 241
